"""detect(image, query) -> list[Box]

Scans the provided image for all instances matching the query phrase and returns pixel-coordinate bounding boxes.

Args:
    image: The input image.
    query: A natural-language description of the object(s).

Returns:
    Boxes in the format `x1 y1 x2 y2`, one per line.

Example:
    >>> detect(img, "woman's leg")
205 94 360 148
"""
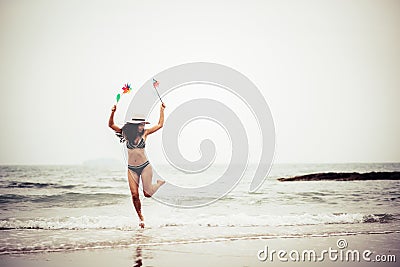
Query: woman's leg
140 164 165 198
127 169 144 223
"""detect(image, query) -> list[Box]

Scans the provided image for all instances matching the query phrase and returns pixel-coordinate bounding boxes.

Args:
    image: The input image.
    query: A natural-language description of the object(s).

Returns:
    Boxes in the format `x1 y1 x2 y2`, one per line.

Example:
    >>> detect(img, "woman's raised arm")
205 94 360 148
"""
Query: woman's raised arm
144 103 166 136
108 105 121 132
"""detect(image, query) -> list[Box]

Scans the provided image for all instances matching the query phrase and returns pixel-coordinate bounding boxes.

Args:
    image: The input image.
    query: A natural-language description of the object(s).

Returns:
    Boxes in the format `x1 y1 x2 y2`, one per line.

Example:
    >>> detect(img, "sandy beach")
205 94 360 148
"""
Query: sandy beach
2 0 400 265
1 232 398 267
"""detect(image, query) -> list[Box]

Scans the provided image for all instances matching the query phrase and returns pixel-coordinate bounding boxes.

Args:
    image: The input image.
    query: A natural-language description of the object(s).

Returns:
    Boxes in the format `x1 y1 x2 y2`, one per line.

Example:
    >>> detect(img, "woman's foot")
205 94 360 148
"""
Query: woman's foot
157 179 166 186
143 180 166 198
139 216 145 228
138 213 144 228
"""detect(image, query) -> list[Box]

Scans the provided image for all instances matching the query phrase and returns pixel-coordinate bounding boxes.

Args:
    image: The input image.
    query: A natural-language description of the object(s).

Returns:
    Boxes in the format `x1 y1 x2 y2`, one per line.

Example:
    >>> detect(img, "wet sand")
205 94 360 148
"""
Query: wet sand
1 232 399 267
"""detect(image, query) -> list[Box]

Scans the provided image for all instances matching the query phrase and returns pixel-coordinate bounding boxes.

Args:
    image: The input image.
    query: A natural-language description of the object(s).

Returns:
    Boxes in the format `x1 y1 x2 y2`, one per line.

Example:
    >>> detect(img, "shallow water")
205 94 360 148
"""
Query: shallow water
0 163 399 255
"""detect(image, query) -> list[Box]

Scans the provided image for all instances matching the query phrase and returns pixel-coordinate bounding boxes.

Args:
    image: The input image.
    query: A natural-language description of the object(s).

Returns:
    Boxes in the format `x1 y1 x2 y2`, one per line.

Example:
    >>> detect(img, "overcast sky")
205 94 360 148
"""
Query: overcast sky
1 0 399 165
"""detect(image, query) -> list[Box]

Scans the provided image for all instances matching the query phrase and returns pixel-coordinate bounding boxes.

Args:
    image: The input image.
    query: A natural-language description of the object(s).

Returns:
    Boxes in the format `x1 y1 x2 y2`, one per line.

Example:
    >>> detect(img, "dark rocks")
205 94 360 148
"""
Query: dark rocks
277 171 400 182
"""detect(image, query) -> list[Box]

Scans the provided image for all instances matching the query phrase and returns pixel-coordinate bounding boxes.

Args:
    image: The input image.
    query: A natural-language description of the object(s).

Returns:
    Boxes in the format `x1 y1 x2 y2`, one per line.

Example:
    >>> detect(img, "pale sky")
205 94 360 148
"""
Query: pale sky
1 0 399 165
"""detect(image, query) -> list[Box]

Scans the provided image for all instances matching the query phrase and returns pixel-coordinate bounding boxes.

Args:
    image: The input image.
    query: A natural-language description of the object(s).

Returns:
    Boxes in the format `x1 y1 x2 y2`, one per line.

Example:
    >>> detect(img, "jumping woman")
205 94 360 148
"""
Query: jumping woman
108 103 166 228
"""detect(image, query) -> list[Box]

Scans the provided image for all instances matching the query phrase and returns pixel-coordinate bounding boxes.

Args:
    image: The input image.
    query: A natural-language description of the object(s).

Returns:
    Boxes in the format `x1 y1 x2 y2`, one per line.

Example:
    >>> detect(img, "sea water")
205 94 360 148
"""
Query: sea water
0 163 399 254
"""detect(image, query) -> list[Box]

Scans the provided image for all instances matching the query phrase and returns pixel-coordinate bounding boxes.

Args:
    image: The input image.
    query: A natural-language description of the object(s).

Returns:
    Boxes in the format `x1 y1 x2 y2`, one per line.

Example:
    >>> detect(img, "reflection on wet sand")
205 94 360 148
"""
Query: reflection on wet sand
133 246 142 267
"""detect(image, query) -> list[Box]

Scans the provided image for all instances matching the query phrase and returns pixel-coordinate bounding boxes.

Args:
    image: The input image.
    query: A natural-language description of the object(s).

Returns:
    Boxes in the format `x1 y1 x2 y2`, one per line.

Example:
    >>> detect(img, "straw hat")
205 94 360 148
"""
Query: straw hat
126 114 150 124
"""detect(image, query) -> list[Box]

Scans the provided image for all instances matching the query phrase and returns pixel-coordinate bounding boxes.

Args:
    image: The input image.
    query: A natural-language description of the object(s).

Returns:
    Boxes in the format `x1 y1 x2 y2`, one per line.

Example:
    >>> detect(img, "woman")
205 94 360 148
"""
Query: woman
108 103 166 228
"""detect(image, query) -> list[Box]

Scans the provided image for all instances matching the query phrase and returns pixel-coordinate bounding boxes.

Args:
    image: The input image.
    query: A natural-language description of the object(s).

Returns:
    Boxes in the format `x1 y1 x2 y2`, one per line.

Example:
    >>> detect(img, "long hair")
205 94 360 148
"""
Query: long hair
116 123 144 144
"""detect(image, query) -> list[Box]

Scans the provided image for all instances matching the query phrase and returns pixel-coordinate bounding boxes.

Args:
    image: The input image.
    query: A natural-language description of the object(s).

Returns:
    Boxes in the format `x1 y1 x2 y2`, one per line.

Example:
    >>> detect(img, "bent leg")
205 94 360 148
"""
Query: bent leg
140 164 165 198
127 169 144 221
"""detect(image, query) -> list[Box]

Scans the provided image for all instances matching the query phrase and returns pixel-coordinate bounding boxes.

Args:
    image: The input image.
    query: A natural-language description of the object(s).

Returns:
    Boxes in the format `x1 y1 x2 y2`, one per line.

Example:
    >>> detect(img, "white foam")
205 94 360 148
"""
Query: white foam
0 216 135 230
0 212 378 230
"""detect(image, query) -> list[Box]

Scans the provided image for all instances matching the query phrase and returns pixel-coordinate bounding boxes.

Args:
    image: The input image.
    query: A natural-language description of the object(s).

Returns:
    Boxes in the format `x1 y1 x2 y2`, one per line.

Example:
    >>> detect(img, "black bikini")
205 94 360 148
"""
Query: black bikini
116 131 150 176
127 137 146 149
128 161 150 176
126 137 149 176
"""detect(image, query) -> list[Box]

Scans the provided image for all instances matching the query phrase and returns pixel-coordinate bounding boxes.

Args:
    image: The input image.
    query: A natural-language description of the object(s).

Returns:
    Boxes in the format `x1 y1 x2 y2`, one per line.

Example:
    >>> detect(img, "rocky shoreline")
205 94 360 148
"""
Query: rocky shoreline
277 171 400 181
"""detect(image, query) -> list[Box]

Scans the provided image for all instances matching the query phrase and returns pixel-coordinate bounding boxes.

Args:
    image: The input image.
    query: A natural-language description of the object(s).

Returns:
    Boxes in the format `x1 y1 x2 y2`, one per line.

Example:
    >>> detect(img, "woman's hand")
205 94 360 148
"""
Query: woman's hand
161 103 166 110
109 105 120 131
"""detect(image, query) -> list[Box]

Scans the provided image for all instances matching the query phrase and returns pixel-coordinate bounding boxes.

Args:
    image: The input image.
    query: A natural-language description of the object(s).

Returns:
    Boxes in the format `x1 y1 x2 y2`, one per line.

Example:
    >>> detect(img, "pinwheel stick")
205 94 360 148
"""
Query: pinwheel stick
154 87 164 104
152 79 164 104
115 93 121 105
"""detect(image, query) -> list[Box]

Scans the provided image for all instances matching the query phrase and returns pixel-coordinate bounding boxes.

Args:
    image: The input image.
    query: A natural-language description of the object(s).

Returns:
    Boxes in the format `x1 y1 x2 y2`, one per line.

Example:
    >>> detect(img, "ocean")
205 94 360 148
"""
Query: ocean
0 163 399 255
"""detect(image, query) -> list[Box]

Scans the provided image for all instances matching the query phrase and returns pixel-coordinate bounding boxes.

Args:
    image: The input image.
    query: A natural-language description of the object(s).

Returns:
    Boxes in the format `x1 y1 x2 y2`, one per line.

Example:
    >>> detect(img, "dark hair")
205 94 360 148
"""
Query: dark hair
116 123 143 144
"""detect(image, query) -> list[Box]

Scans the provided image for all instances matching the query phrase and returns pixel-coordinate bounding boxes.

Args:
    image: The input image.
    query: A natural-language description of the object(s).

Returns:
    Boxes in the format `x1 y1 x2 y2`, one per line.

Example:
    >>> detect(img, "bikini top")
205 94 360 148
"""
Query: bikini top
116 131 146 149
127 137 146 149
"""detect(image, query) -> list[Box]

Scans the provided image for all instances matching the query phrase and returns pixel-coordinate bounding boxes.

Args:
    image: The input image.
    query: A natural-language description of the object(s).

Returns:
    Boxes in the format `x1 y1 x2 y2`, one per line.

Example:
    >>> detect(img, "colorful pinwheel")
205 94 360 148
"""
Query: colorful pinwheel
122 83 132 94
115 83 132 104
